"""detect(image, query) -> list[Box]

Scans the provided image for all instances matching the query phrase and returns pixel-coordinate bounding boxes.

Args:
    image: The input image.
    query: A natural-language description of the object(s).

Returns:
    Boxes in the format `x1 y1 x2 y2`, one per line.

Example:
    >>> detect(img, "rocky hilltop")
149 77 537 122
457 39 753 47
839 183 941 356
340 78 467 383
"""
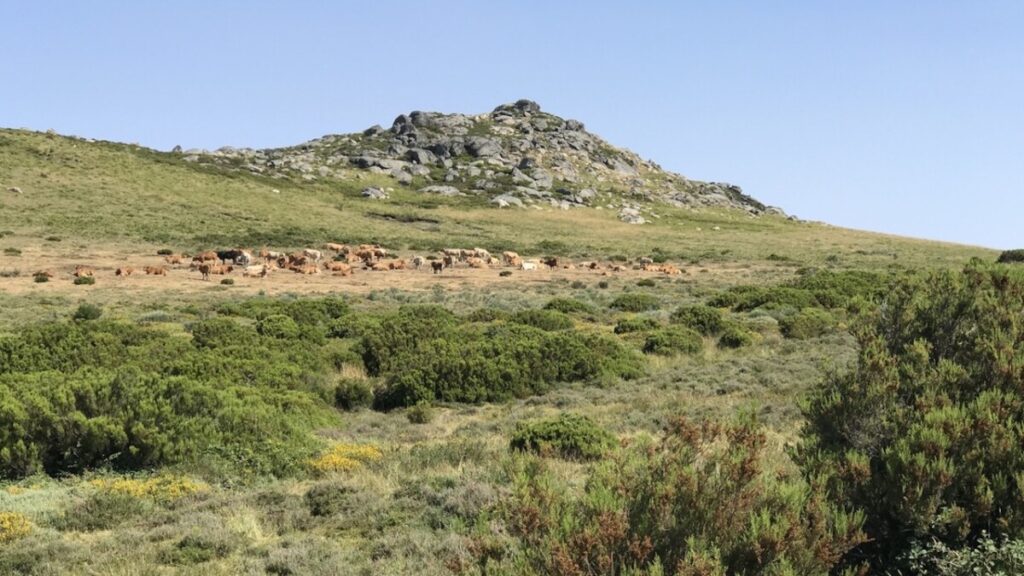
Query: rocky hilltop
177 99 783 223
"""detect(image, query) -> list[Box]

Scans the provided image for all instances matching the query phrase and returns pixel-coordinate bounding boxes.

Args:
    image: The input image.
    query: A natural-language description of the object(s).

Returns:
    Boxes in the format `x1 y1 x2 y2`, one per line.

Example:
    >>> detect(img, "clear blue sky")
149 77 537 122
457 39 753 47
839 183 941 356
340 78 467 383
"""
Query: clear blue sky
2 2 1022 249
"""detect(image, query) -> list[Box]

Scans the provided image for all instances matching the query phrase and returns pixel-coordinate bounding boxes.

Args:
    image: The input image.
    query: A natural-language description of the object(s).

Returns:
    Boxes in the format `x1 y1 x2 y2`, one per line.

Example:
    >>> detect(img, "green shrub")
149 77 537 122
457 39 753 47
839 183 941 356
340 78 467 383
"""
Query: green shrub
499 270 512 277
796 263 1024 570
899 534 1024 575
778 308 835 339
643 327 703 356
613 316 659 334
465 308 511 323
406 401 435 424
158 533 235 565
220 278 234 285
543 298 595 315
636 278 656 287
997 249 1024 263
670 304 724 335
598 280 609 289
570 280 586 289
609 293 660 312
72 303 103 322
0 269 18 278
2 248 20 256
156 248 174 256
334 379 373 411
717 323 754 348
510 413 615 460
56 490 148 532
73 276 95 286
32 273 48 283
305 480 356 517
257 314 300 339
506 414 866 575
509 309 574 331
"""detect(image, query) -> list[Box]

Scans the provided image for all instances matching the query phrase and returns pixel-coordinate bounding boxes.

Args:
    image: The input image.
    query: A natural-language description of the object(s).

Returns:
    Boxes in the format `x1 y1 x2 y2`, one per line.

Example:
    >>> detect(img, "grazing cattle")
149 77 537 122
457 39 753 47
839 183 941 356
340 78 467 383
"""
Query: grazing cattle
193 251 218 263
235 250 254 266
303 249 323 262
431 261 444 274
33 270 54 279
288 252 309 266
164 254 187 265
324 242 346 253
324 261 353 275
217 249 243 264
638 257 654 266
660 265 682 275
611 265 628 272
502 251 520 265
641 263 661 272
115 267 134 276
143 266 167 276
243 264 270 277
542 257 558 269
198 263 212 280
442 255 455 268
368 261 390 272
472 248 492 260
443 248 462 261
290 264 319 275
260 249 284 262
386 259 407 270
73 266 94 278
409 256 425 269
466 257 486 269
520 261 538 271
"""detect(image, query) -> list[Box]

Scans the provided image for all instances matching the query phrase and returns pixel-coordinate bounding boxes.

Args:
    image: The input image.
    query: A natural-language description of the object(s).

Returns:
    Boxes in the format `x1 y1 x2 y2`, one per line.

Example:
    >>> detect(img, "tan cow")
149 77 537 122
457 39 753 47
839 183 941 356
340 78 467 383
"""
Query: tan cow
73 266 95 278
502 251 520 265
115 267 134 276
163 254 186 265
143 266 167 276
243 264 270 277
466 257 486 269
325 261 353 276
193 251 218 263
324 242 346 253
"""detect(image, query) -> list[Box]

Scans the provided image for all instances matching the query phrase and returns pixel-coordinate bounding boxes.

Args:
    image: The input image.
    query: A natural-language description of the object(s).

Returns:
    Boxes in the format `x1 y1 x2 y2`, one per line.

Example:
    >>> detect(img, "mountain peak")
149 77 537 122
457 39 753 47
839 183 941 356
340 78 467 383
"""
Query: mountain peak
179 101 783 221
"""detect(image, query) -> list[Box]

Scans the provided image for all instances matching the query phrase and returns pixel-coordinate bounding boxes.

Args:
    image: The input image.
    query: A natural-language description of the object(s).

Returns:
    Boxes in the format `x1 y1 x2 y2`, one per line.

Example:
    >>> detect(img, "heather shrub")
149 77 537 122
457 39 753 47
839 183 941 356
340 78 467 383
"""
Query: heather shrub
613 315 659 334
718 323 754 348
334 378 373 411
72 303 102 321
670 304 724 335
509 413 614 461
73 276 95 286
509 309 573 331
778 308 835 339
996 249 1024 263
643 327 703 356
543 297 595 315
609 293 661 312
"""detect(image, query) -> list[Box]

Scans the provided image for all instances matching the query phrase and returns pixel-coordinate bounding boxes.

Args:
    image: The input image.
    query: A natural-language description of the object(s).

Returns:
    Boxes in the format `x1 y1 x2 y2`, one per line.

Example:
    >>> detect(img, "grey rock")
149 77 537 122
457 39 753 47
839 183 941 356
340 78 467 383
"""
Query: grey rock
619 207 647 224
517 157 537 169
171 145 182 153
419 185 462 196
405 148 437 165
409 165 431 177
491 194 524 208
563 119 585 131
511 168 534 185
363 125 385 137
391 169 413 185
362 186 388 200
466 137 503 158
530 168 554 190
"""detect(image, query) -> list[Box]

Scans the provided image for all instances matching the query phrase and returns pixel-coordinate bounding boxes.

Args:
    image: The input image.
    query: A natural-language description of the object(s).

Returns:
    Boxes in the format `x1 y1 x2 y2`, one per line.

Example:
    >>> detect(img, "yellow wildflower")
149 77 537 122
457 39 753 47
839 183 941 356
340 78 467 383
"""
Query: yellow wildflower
0 512 31 544
309 443 383 473
89 475 209 503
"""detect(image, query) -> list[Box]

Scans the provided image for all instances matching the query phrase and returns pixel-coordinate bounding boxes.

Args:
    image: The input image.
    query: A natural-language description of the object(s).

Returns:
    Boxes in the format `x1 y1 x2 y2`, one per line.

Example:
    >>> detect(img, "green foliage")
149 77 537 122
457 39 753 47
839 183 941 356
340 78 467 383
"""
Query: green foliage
509 309 574 331
72 276 95 286
56 490 148 532
334 378 373 411
643 327 703 356
364 308 642 409
598 280 609 289
718 323 754 348
636 278 656 287
257 314 300 340
613 315 660 334
710 270 892 312
220 278 234 285
897 534 1024 575
158 533 235 565
609 293 660 312
997 249 1024 263
2 248 20 256
72 303 102 322
670 304 725 335
406 402 435 425
465 308 510 323
305 480 356 517
509 413 614 460
778 308 835 339
796 263 1024 570
156 248 174 255
506 414 866 575
543 297 595 315
32 273 48 283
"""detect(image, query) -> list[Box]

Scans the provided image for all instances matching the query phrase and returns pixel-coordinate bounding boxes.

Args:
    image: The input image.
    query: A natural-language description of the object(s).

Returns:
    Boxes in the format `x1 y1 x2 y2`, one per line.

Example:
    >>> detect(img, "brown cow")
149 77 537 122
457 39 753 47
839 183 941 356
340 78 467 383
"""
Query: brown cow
73 266 94 278
198 263 212 280
324 242 346 253
442 255 455 268
386 259 406 270
502 251 520 265
325 261 353 276
431 261 444 274
466 257 486 269
542 257 558 269
144 266 167 276
193 250 218 263
164 254 186 265
115 267 134 276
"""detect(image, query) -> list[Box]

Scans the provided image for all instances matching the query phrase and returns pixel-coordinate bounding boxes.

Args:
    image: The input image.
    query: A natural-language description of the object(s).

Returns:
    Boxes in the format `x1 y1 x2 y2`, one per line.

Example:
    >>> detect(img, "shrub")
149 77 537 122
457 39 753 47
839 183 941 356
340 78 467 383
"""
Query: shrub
89 475 208 504
308 443 382 474
2 248 20 256
717 323 754 348
543 298 595 315
796 263 1024 570
56 490 148 532
220 278 234 285
334 378 373 411
609 293 660 312
643 327 703 356
510 413 614 460
509 309 574 331
44 236 61 242
465 308 510 323
257 314 300 339
159 533 235 565
406 401 435 424
997 249 1024 263
499 270 512 277
0 269 18 278
778 307 834 339
73 276 95 285
613 316 659 334
670 304 724 335
72 303 102 321
506 414 866 575
0 512 31 544
636 278 656 287
305 480 356 517
32 273 48 283
899 534 1024 575
570 280 586 289
598 280 609 289
156 248 174 255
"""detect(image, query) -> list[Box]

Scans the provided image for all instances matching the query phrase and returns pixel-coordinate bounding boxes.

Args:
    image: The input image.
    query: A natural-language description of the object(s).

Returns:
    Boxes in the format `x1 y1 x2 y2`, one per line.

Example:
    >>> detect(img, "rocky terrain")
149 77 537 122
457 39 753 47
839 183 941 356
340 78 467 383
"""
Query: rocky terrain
175 99 783 224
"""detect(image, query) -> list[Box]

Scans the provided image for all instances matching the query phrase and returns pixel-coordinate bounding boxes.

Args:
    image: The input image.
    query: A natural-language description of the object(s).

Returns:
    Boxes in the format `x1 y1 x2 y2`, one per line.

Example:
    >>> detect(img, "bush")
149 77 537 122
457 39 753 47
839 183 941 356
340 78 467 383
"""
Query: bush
465 308 511 323
997 249 1024 263
670 304 724 335
899 534 1024 575
0 269 18 278
2 248 20 256
598 280 609 289
609 293 660 312
509 309 574 331
305 480 356 517
334 378 373 411
510 413 614 460
506 414 866 575
778 307 835 339
796 263 1024 570
643 327 703 356
73 276 95 286
636 278 656 287
72 303 103 321
220 278 234 285
156 248 174 256
543 298 595 315
717 323 754 348
257 314 300 339
499 270 512 277
613 316 659 334
159 533 235 565
56 490 148 532
32 273 48 283
0 512 31 544
570 280 586 289
406 401 435 424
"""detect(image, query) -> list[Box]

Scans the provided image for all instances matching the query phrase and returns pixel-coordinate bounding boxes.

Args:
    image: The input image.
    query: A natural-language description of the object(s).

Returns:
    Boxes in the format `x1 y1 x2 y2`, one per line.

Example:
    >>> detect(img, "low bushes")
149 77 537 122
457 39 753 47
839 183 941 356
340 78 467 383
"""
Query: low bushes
779 308 835 339
997 249 1024 263
510 413 615 460
543 298 595 315
670 304 724 335
609 293 660 312
718 323 754 348
643 327 703 356
509 309 573 331
73 276 95 286
613 316 659 334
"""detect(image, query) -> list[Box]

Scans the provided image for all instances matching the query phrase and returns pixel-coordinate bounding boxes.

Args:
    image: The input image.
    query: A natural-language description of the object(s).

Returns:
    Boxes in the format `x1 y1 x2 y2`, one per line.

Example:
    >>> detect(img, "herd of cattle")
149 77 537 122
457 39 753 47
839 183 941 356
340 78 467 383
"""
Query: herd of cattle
40 243 684 283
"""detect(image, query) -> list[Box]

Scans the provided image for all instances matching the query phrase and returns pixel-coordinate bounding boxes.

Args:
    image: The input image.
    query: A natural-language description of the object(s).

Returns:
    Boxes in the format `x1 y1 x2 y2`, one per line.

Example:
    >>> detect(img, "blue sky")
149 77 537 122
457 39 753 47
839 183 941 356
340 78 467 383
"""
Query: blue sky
2 2 1022 249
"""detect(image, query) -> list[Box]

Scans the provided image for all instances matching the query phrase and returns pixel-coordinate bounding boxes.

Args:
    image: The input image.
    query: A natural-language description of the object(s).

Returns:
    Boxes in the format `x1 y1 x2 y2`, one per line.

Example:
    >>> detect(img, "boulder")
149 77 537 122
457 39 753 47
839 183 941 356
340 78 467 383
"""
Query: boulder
419 185 462 196
361 187 388 200
619 207 647 225
466 137 503 158
405 148 437 165
491 194 524 208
